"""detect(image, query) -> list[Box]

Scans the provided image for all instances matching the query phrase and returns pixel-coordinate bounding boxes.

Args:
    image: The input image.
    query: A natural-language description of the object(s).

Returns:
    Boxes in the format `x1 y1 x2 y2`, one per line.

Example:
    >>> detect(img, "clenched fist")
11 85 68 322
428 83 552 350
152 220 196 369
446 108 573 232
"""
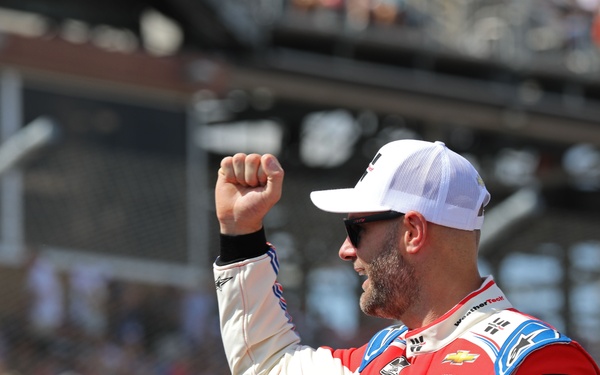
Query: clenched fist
215 153 284 235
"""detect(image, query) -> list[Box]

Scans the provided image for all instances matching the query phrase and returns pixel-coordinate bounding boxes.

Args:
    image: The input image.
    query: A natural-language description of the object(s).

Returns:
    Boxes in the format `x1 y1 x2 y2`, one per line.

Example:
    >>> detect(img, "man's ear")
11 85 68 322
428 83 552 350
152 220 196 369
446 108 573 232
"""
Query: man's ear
403 211 427 254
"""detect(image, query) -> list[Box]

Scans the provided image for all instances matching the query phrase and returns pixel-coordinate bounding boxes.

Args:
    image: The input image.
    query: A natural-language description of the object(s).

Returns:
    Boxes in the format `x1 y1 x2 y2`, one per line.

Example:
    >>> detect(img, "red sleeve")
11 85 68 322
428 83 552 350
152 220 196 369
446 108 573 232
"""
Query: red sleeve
514 341 600 375
322 344 367 372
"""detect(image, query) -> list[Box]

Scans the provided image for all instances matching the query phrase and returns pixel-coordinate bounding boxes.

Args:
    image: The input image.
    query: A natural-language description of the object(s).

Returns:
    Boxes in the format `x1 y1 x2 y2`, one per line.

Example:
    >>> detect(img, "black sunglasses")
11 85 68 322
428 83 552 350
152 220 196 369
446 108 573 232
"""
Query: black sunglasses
343 211 405 248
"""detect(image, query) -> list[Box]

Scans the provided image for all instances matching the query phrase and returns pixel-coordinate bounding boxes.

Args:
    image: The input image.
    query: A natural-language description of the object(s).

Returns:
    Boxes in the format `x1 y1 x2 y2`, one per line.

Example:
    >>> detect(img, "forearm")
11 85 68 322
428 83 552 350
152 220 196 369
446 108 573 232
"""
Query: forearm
214 231 357 375
214 252 298 373
214 229 299 374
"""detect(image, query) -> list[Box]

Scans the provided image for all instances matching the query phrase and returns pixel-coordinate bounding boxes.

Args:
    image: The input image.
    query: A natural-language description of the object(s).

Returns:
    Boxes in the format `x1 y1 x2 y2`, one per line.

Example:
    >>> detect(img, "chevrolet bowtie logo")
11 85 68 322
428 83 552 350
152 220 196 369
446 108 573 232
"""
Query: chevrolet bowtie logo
442 350 480 365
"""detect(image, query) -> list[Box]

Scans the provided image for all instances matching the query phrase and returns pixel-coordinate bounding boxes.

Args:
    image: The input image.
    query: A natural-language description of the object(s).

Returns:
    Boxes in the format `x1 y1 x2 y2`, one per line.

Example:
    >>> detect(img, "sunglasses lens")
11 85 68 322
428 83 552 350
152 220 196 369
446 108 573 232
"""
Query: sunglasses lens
343 211 404 248
345 223 361 247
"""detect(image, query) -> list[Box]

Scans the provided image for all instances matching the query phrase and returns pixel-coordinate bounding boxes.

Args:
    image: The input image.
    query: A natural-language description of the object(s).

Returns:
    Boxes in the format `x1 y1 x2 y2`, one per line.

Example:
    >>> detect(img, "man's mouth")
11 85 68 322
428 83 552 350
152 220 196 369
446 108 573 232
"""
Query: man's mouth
355 267 369 289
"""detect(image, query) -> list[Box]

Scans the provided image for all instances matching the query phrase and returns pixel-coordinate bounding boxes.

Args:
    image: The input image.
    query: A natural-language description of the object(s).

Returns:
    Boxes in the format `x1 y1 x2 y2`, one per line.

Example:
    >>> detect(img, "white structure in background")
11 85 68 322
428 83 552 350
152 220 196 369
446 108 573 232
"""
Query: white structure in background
494 148 540 187
500 249 565 331
197 119 284 155
480 187 543 254
0 6 48 37
26 253 65 336
68 262 112 338
563 143 600 191
300 109 361 168
140 8 183 56
307 264 359 340
570 241 600 345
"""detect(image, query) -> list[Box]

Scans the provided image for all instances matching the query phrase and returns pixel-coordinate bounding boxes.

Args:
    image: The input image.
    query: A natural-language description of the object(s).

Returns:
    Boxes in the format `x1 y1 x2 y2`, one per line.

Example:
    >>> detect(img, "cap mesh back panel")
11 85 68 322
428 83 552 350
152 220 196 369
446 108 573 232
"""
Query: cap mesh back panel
444 157 479 210
389 149 441 201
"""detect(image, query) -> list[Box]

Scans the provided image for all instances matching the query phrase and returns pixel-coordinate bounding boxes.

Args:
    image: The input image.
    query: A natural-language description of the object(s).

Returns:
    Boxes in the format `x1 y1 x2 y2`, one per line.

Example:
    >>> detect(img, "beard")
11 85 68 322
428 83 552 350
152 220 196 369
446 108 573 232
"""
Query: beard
359 225 420 320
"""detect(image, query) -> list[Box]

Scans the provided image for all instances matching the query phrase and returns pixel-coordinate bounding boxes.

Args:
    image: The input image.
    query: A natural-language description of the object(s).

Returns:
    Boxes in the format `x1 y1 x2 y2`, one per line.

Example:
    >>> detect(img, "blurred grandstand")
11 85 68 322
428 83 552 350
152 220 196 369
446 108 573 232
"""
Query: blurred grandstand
0 0 598 373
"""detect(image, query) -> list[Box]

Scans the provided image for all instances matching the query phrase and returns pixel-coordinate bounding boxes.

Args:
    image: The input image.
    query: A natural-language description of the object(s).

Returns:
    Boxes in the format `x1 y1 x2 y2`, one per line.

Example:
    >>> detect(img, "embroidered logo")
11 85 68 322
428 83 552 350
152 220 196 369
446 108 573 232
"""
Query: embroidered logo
408 336 425 352
508 331 536 364
454 296 505 327
215 276 233 291
496 320 570 375
442 350 480 365
485 317 511 335
380 356 410 375
360 152 382 182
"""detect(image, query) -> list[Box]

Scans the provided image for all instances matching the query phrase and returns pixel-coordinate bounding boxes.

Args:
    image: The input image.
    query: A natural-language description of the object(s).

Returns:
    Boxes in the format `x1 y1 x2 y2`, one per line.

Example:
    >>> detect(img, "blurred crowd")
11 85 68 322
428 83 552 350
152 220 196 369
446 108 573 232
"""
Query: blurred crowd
0 252 226 375
289 0 600 55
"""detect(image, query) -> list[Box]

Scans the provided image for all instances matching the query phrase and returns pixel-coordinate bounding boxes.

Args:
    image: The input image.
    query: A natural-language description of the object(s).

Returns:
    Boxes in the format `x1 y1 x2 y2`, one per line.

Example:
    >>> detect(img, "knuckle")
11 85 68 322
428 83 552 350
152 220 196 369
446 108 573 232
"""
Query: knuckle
232 153 247 163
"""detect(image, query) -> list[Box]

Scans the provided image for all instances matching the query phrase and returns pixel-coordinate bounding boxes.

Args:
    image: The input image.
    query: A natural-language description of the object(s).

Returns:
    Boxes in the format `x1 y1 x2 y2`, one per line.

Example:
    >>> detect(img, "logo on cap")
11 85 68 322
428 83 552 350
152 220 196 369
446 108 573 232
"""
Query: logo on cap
360 152 382 182
477 174 485 187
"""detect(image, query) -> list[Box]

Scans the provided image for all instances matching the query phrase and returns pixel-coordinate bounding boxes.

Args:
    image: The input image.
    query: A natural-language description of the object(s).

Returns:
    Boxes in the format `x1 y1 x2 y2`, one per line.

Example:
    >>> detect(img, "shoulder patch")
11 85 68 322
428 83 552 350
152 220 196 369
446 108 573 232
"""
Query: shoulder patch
495 320 571 375
359 324 408 372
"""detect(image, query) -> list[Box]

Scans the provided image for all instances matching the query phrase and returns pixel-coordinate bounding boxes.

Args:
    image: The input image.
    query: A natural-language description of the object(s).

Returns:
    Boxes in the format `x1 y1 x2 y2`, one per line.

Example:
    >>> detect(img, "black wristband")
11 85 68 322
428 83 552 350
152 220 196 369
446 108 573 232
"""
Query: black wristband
216 228 271 266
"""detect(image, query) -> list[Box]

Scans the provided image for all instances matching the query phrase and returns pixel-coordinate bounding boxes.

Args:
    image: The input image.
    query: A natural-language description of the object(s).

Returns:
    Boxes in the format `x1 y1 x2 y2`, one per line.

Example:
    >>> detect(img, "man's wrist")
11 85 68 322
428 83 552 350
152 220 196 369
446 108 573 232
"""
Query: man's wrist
217 228 271 266
219 221 263 236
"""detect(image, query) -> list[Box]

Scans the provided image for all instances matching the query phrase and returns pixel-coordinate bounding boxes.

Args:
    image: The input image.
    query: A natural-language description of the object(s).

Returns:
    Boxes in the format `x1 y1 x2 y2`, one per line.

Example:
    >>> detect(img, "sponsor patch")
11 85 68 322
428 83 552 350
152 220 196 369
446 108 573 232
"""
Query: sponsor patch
380 356 410 375
442 350 480 365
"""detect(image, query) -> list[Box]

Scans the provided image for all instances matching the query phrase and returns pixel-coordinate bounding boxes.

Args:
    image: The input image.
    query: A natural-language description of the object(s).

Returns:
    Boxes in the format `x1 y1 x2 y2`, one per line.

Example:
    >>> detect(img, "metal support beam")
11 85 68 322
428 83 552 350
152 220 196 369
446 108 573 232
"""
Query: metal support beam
0 68 23 265
229 55 600 146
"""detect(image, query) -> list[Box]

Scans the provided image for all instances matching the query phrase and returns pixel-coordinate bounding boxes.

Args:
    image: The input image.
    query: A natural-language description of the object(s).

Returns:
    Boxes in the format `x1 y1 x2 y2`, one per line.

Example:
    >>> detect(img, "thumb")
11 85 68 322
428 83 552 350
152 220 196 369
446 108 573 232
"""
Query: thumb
261 154 284 197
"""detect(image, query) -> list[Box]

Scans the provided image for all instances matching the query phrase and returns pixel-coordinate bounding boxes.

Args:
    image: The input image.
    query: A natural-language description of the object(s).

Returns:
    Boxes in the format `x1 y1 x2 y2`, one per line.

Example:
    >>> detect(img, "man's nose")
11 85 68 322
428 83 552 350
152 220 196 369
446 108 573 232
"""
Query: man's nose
338 237 357 261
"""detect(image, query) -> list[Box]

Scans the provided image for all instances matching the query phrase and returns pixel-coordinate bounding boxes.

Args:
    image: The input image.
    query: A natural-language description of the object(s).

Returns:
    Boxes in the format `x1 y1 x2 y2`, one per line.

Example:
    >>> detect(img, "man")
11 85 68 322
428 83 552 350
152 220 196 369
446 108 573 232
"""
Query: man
213 139 599 374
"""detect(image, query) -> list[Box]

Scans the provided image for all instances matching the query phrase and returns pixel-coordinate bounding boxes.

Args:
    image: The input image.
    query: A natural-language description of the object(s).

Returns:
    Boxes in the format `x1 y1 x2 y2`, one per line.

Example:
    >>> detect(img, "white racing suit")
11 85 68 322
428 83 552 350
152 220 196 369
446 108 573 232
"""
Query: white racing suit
214 233 600 375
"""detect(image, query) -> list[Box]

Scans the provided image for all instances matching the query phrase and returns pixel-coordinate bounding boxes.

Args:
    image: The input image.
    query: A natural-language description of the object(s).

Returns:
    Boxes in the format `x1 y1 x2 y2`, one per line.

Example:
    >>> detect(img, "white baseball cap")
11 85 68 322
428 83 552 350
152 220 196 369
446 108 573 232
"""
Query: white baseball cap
310 140 491 231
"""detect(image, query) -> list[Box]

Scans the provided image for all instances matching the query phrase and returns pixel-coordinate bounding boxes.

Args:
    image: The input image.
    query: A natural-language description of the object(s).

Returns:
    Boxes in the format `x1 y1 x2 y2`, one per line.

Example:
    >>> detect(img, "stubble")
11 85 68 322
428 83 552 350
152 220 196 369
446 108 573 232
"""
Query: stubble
360 224 421 320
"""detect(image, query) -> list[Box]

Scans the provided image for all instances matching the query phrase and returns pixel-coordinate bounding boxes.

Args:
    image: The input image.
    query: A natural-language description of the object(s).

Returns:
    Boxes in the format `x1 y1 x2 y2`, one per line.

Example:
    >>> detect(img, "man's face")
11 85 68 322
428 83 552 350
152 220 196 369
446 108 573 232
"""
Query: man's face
352 219 421 320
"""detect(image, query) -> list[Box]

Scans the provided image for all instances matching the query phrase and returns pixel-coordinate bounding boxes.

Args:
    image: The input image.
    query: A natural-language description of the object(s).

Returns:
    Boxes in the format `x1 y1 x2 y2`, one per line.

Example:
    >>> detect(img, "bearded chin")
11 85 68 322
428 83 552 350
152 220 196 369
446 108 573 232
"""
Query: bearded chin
359 227 419 320
360 277 397 319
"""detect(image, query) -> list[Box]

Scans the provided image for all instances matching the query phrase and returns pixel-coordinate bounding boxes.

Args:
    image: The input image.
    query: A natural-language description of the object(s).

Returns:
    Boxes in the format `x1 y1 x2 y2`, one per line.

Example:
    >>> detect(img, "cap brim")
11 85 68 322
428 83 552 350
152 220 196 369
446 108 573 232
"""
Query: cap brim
310 188 391 214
